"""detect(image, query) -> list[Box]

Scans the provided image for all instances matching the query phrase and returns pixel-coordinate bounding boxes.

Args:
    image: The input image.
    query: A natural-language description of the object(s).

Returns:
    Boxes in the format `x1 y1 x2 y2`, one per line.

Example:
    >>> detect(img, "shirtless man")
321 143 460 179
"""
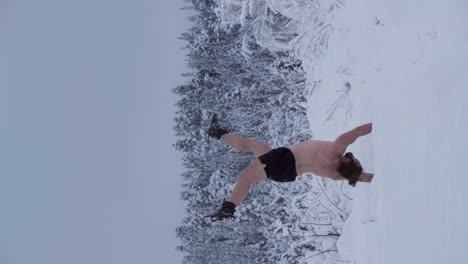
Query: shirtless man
204 114 373 222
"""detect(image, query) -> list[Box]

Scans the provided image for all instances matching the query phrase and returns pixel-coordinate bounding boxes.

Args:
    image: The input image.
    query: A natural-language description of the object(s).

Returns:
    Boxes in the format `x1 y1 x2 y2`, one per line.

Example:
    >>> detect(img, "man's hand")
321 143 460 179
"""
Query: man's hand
330 171 373 185
358 172 374 183
355 123 372 136
335 123 372 153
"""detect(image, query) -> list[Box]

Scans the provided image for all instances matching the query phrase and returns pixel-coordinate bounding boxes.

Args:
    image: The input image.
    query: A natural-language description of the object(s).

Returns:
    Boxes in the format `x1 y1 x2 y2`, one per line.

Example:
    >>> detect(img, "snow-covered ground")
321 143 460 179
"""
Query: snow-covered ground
302 0 468 263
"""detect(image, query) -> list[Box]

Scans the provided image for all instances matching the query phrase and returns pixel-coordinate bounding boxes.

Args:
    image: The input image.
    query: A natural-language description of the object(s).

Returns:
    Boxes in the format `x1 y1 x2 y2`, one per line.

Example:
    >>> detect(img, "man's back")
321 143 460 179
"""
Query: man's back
290 140 342 179
289 123 372 180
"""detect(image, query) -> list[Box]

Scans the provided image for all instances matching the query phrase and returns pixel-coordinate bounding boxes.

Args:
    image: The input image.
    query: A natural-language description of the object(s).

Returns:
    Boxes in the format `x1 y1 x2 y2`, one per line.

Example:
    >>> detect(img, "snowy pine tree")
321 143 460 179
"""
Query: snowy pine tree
174 0 350 263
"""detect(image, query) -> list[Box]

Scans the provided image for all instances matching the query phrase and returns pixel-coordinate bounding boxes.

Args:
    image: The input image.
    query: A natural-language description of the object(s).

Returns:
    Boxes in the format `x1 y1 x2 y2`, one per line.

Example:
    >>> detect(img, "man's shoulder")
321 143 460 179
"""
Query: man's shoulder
295 139 333 144
292 140 339 153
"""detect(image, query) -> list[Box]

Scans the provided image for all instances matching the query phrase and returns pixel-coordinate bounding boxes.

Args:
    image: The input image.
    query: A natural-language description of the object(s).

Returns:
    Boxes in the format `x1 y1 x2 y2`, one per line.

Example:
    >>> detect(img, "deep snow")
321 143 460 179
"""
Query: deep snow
302 0 468 263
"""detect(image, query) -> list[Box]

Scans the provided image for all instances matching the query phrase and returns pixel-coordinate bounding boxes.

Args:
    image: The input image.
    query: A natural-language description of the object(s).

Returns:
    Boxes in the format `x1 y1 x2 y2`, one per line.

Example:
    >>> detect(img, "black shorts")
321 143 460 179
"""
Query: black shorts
258 147 298 182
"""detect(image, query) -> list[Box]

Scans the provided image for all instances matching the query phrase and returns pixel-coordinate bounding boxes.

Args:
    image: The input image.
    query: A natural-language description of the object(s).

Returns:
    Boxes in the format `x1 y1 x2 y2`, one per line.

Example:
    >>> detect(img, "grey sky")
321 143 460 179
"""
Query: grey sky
0 1 189 263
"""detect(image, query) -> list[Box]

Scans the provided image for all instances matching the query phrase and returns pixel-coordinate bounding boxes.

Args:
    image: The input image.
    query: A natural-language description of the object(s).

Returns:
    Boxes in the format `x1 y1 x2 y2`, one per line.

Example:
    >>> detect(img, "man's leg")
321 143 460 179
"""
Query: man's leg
229 159 267 206
222 134 272 157
221 134 271 205
205 116 273 221
204 158 268 222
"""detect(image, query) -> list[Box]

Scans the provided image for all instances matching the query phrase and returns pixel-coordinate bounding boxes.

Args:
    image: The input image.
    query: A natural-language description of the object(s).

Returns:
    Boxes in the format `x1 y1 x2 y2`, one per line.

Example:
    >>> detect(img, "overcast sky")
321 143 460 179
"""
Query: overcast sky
0 1 189 263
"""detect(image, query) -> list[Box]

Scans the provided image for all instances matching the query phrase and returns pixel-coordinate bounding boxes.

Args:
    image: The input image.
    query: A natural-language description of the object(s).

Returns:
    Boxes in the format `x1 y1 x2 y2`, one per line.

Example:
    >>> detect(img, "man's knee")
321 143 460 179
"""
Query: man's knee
238 173 252 185
239 161 266 184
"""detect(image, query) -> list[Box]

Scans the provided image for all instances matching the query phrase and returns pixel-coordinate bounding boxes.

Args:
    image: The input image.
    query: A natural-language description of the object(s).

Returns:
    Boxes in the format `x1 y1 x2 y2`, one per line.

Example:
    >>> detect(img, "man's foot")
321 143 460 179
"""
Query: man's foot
204 200 236 223
207 113 229 139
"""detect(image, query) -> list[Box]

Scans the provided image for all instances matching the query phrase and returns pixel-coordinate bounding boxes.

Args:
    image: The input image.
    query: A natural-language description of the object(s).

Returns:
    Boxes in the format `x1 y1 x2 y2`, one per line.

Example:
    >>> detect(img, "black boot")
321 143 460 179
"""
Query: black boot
208 113 229 140
204 200 236 223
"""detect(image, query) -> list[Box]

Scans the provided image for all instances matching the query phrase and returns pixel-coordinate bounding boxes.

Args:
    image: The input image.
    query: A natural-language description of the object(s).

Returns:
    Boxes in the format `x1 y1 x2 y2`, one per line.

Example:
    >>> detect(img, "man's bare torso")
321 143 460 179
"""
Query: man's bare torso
289 140 342 180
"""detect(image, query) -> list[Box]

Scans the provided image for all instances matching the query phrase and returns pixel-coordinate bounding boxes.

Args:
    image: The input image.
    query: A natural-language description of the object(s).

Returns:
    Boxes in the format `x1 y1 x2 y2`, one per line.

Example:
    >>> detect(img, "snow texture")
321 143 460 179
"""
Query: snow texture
298 0 468 263
180 0 467 263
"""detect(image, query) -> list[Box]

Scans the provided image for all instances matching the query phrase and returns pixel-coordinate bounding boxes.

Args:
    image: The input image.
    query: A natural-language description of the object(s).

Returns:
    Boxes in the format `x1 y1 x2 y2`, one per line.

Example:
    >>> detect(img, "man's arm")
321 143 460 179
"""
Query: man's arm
358 172 374 183
334 123 372 153
331 172 374 184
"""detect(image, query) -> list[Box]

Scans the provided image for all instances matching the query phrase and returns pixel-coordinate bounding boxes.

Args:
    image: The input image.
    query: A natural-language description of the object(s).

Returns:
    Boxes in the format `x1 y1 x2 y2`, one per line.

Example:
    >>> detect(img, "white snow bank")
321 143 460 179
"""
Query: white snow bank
304 0 468 263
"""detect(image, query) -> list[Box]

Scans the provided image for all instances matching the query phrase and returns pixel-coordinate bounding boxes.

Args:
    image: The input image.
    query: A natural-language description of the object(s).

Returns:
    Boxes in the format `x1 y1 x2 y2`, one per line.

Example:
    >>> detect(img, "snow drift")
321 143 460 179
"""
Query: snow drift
301 0 468 263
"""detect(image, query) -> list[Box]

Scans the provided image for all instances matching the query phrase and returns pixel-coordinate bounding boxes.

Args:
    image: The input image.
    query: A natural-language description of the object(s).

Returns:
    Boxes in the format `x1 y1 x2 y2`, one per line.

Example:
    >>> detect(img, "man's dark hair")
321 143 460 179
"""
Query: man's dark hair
338 152 363 187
